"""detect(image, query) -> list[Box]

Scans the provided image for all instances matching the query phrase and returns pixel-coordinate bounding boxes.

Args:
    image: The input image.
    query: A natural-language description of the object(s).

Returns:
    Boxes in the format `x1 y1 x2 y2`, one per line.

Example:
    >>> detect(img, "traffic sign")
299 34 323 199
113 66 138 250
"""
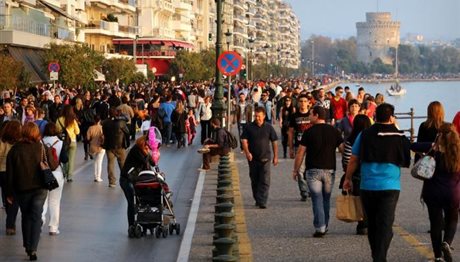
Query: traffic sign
48 62 60 72
217 51 243 76
50 71 58 81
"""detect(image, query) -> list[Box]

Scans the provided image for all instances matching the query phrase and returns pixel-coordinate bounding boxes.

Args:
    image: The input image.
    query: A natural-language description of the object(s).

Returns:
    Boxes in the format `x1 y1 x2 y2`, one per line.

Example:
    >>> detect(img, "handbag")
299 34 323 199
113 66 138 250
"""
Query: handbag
41 145 59 191
411 140 437 180
336 192 364 223
411 155 436 180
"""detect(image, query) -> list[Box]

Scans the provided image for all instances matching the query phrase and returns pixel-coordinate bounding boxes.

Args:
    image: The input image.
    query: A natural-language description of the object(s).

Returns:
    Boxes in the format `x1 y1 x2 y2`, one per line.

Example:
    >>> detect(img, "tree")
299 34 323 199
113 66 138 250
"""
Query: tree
44 43 104 88
168 50 214 81
0 54 24 90
102 58 139 84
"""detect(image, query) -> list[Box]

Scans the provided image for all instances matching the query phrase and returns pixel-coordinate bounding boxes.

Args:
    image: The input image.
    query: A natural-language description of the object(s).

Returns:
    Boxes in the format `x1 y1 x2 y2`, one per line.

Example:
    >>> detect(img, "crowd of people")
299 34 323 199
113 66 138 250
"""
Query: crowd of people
0 77 459 261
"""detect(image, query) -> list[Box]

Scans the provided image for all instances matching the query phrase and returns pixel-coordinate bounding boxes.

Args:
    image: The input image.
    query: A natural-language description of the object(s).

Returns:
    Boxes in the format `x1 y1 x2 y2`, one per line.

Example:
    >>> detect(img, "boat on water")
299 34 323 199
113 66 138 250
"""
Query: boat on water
386 46 407 96
387 84 406 96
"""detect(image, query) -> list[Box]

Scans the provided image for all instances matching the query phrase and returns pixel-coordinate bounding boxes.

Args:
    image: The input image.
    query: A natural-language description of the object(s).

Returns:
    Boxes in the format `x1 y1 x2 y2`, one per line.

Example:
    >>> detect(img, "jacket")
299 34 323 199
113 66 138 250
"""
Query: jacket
360 123 411 168
6 142 43 195
102 117 129 150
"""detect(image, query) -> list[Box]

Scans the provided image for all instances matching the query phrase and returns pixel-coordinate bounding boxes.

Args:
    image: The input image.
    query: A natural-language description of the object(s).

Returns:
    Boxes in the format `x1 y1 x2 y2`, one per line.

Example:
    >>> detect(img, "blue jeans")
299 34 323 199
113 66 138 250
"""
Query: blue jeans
306 169 335 232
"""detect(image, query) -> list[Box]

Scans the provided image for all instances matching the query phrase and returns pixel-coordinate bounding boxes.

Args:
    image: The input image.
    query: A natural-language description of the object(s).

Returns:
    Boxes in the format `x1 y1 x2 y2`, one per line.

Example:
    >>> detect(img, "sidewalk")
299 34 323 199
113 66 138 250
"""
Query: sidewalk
189 149 460 262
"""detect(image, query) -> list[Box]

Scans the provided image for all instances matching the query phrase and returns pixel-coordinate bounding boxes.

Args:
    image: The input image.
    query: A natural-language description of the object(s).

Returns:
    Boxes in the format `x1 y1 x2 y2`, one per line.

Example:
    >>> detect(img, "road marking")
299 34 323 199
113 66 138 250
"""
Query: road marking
176 169 206 262
231 153 253 261
393 224 432 259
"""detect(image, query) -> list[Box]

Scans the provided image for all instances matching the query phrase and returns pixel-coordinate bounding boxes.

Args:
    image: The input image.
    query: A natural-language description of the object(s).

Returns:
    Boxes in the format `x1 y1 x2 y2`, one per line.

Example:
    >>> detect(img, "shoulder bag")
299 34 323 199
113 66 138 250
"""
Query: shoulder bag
41 144 59 191
411 141 437 180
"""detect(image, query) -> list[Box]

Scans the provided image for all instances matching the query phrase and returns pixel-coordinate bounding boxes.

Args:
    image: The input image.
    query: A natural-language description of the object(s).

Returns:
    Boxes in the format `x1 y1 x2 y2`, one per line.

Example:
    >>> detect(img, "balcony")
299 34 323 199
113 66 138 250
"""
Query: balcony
114 0 136 13
85 20 138 38
157 0 174 13
233 14 247 24
173 20 191 32
233 27 247 37
174 0 192 11
0 15 76 48
152 27 175 38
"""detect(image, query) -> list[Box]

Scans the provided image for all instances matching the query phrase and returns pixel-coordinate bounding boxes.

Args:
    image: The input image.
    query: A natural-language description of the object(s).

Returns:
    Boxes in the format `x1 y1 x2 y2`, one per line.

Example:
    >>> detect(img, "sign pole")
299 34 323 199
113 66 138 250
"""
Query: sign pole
227 75 231 131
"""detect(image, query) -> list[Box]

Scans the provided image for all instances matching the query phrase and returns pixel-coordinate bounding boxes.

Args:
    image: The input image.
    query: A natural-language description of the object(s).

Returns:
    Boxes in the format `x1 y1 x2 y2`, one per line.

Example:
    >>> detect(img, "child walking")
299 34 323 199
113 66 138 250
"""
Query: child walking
186 109 197 146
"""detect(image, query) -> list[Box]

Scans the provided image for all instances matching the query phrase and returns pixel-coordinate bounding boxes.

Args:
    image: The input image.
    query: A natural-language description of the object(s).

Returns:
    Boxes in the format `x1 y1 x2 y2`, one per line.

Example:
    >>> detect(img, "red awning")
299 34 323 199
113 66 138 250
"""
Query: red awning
145 59 171 76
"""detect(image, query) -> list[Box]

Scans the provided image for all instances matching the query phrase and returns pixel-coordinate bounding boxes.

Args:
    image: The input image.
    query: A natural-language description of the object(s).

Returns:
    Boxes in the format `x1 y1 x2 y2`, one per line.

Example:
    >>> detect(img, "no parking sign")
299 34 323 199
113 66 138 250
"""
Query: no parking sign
217 51 243 76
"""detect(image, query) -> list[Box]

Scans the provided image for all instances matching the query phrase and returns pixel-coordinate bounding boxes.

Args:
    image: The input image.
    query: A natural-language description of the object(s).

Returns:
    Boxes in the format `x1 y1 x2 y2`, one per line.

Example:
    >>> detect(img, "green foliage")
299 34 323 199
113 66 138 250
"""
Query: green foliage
168 49 215 81
301 36 460 75
0 54 24 90
102 58 139 84
43 43 104 88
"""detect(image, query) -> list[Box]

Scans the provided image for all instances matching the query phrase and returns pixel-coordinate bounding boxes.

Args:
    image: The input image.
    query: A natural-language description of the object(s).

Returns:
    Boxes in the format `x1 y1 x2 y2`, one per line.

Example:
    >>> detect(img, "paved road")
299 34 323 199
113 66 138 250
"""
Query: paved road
235 146 460 262
0 141 202 262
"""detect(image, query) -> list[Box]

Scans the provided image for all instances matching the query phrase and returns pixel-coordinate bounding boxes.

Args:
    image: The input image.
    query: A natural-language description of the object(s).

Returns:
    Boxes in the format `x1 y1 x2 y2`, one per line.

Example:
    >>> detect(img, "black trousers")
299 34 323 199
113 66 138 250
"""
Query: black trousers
426 201 458 258
200 120 212 145
360 190 399 262
237 123 247 150
16 188 48 253
120 176 135 226
248 160 271 206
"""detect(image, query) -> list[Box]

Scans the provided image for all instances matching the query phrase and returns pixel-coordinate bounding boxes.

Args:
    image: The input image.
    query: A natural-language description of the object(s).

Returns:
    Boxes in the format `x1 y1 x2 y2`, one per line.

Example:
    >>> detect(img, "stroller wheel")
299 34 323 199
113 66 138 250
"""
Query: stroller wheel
134 224 143 238
169 224 174 235
175 224 181 235
162 226 168 238
128 225 135 238
155 227 162 238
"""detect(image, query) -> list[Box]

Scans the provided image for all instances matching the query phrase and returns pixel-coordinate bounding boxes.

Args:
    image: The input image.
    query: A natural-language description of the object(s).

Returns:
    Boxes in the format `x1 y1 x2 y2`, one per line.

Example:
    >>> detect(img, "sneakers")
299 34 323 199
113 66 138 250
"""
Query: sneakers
49 230 60 236
94 178 103 182
441 242 453 262
313 231 326 238
197 147 210 154
108 184 116 188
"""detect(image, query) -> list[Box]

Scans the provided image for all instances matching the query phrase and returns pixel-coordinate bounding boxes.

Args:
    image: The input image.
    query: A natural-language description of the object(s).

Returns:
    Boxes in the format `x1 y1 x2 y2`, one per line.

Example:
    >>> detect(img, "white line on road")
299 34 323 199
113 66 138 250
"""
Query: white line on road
176 169 207 262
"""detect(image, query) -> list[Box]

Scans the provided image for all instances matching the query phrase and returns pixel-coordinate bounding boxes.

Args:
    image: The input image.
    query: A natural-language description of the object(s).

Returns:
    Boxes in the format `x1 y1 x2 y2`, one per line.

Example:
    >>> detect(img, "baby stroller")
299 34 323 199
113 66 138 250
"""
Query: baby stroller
129 166 181 238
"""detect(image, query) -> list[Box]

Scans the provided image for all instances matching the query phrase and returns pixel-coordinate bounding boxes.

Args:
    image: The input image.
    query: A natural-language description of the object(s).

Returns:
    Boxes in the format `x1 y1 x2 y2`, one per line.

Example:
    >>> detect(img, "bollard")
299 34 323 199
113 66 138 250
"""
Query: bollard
214 223 235 239
218 167 231 174
213 237 235 257
216 194 234 204
215 202 234 213
215 212 235 225
212 255 237 262
218 173 232 181
217 179 232 188
217 186 233 196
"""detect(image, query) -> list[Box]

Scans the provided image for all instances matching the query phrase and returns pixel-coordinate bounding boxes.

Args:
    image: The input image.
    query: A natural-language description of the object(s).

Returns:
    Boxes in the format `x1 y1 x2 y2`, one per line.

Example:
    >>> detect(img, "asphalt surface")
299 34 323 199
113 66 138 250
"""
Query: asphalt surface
0 140 202 262
234 145 460 262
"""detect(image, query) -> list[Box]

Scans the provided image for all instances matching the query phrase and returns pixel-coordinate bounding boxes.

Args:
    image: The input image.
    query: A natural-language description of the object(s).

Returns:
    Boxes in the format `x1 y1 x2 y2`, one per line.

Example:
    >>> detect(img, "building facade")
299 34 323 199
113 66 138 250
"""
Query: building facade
356 12 400 65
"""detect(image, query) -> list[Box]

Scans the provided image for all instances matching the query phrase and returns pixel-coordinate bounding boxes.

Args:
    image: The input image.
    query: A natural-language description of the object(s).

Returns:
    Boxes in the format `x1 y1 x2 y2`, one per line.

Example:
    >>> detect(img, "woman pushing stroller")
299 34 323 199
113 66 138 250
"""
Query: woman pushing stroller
119 130 171 236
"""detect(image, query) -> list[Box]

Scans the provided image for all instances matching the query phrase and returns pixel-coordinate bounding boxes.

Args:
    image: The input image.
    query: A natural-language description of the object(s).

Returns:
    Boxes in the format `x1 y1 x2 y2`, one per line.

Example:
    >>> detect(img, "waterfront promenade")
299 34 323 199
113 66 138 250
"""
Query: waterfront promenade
1 127 460 261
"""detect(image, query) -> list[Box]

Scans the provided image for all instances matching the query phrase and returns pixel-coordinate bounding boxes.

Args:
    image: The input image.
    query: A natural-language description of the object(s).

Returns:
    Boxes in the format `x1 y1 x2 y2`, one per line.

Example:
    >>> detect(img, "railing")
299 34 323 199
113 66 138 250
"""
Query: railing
0 15 51 37
394 108 426 142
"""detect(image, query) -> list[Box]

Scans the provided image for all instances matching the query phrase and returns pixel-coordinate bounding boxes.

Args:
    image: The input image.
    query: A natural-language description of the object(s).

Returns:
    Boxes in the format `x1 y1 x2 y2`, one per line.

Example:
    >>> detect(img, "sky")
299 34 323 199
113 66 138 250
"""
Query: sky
283 0 460 41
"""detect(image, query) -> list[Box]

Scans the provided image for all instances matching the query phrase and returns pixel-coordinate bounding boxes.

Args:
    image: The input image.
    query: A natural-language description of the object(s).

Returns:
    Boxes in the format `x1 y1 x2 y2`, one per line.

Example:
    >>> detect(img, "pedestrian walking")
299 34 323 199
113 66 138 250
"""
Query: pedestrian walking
292 106 343 237
241 107 278 209
87 115 105 182
5 122 48 261
171 101 187 148
411 123 460 262
197 96 213 144
102 108 129 188
0 120 21 235
343 103 411 262
288 94 312 201
41 123 65 236
56 105 80 182
186 109 197 146
236 92 254 151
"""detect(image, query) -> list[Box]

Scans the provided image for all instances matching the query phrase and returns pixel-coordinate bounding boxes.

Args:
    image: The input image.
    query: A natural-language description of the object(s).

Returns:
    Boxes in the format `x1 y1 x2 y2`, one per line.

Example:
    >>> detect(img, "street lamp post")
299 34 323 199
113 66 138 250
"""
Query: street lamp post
276 46 281 77
224 29 232 130
212 0 226 125
264 43 270 79
133 34 139 65
248 37 255 82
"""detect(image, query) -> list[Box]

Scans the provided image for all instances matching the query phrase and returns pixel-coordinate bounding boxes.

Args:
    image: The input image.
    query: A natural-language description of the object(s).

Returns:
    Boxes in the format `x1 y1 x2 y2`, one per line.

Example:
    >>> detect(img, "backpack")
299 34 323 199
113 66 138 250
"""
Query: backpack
224 129 238 149
43 140 60 171
57 120 70 163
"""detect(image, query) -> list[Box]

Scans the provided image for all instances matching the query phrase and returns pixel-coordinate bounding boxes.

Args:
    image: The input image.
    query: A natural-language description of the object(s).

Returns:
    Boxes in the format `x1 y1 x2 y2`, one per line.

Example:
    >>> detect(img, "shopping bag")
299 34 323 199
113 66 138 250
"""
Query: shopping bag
336 193 364 222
